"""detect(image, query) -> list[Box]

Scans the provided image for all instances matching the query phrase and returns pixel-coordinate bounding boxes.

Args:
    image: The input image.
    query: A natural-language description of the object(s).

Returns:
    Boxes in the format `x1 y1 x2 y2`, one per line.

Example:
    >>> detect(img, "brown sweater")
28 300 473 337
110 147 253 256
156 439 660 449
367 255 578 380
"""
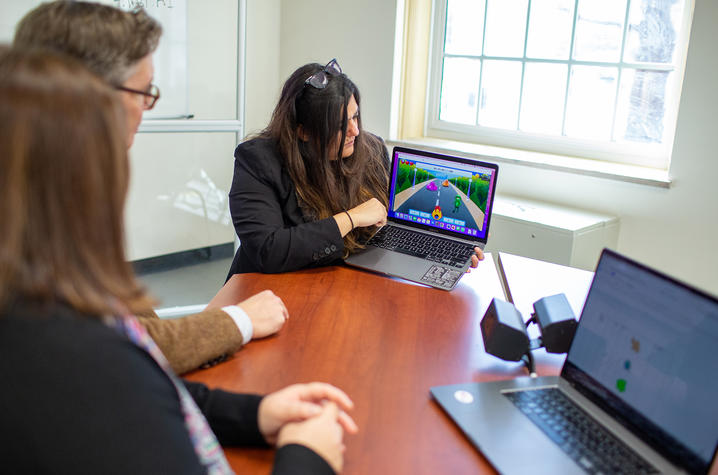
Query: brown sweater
136 307 244 374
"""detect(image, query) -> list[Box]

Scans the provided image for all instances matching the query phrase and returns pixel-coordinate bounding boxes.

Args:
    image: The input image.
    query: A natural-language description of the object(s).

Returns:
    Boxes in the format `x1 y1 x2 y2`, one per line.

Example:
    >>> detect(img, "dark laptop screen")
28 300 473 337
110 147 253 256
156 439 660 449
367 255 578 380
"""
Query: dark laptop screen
564 249 718 472
388 147 498 242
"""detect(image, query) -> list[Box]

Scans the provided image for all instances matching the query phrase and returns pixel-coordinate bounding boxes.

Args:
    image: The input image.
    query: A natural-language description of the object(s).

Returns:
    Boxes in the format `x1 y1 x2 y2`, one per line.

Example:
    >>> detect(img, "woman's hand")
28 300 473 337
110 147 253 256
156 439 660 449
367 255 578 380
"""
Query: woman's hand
257 382 358 445
237 290 288 339
469 246 484 269
334 198 387 236
277 402 347 473
348 198 387 229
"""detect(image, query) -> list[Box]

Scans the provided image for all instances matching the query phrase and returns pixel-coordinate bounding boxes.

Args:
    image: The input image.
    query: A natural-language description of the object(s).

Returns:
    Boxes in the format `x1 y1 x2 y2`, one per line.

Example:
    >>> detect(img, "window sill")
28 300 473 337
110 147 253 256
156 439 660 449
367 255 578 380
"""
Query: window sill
386 137 672 188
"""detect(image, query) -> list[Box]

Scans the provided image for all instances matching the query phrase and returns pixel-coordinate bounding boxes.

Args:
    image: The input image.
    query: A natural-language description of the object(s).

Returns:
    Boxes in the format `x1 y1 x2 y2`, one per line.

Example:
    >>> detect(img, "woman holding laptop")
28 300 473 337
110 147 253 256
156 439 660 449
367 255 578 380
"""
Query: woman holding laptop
227 59 484 276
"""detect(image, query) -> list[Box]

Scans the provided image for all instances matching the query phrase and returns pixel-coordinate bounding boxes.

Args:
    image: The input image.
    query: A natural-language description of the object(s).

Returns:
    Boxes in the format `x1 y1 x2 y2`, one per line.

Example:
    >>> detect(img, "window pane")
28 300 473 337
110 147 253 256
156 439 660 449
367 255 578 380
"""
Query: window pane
445 0 486 56
432 0 691 167
565 66 618 140
479 60 522 129
439 57 481 125
573 0 627 62
484 0 529 57
614 69 671 144
526 0 575 60
624 0 685 64
520 62 567 134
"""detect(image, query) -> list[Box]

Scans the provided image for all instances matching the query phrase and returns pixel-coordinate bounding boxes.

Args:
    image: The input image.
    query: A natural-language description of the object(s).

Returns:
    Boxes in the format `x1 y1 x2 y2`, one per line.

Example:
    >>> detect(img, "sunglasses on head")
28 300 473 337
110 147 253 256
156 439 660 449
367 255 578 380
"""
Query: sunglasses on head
304 58 342 89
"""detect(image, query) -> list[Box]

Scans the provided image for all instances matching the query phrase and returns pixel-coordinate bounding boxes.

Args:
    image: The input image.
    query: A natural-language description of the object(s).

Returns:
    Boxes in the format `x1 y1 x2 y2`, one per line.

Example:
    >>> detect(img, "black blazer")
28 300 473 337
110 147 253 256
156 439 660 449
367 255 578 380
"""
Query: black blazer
0 302 333 475
227 137 345 277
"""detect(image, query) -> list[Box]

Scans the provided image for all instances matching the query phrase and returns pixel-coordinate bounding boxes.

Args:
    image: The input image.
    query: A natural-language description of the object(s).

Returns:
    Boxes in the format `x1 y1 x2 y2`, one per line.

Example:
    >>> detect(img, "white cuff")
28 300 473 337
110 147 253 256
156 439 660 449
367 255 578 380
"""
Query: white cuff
221 305 253 345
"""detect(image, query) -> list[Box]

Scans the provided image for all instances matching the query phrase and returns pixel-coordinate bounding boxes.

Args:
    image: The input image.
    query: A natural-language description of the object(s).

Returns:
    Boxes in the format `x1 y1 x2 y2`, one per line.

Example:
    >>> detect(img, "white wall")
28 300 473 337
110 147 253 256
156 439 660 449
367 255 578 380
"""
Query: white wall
244 0 281 136
277 0 398 139
242 0 717 295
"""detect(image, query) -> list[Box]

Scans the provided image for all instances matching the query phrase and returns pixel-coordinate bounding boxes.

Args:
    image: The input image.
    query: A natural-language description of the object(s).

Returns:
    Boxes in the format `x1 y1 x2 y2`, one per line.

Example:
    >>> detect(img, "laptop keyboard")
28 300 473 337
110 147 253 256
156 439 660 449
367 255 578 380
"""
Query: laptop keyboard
504 388 658 475
367 225 475 268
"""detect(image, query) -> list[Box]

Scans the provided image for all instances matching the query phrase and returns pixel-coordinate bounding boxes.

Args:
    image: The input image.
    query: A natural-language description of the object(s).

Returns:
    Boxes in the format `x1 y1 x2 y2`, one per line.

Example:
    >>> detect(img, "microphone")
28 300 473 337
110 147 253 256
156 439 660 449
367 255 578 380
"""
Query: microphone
532 294 577 354
480 294 577 373
480 298 529 362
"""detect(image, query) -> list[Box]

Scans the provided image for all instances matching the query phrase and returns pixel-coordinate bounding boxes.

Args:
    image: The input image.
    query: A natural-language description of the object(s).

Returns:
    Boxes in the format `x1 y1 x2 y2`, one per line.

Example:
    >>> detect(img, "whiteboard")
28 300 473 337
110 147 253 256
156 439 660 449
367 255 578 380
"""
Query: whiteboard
0 0 243 260
113 0 189 119
0 0 190 119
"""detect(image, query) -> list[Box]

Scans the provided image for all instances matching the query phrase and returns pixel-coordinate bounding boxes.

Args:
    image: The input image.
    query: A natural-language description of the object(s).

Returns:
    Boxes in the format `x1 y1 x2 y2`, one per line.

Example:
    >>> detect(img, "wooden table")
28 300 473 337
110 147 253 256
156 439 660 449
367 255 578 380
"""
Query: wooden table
185 255 564 474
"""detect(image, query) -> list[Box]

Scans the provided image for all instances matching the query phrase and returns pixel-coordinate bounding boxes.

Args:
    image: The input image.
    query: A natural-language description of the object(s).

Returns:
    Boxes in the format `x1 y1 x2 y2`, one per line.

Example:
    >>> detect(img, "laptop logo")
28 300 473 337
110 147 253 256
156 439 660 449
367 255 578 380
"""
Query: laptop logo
454 390 474 404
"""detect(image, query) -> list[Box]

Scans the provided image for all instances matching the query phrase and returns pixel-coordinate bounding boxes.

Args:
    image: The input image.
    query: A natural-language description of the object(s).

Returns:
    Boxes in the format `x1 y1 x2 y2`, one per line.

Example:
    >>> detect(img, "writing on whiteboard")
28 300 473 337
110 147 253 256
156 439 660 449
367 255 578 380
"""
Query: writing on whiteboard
114 0 178 9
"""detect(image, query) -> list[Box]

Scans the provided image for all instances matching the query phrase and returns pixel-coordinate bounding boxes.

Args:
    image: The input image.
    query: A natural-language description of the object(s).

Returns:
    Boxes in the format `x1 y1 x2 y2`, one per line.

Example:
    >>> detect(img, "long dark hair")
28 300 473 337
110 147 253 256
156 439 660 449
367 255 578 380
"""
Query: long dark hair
0 49 153 316
258 61 389 255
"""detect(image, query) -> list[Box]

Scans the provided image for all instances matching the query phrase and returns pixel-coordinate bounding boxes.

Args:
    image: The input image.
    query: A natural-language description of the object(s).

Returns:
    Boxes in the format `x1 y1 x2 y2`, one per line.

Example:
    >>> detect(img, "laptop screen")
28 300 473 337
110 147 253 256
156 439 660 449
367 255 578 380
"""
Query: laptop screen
388 147 498 242
563 249 718 473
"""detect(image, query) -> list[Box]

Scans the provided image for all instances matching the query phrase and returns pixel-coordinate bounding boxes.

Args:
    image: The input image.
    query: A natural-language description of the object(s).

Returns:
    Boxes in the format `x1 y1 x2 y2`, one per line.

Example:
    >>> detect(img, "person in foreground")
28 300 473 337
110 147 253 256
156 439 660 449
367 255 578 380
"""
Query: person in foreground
0 49 356 474
227 58 484 277
13 0 286 375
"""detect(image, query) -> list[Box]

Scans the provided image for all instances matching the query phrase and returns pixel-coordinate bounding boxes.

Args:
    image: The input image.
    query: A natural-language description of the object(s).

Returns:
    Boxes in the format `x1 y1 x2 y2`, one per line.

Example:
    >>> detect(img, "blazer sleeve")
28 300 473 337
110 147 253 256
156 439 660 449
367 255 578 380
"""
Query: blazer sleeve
136 308 244 375
273 444 335 475
184 382 335 474
229 139 345 273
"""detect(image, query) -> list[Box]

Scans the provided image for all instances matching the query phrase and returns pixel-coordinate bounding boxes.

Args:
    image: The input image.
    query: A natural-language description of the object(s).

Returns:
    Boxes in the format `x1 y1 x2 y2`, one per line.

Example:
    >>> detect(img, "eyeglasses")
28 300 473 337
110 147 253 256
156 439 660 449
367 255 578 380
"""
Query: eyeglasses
115 83 161 110
304 58 342 89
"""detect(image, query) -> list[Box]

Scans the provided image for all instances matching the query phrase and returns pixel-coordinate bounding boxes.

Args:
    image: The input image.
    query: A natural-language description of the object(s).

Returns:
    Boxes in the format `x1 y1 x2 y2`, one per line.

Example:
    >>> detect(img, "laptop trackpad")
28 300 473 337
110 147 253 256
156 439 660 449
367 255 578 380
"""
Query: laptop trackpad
347 248 465 290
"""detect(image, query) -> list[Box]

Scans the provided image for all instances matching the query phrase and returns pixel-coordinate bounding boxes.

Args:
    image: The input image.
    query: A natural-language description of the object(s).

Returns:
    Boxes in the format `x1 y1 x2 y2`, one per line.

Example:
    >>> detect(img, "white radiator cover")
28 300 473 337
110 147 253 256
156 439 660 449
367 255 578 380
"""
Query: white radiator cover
485 195 619 271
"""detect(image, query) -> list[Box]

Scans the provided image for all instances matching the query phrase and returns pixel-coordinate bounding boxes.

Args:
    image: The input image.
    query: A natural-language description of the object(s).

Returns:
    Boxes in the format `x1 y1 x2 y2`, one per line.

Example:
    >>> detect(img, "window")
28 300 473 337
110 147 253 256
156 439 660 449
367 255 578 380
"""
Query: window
426 0 694 169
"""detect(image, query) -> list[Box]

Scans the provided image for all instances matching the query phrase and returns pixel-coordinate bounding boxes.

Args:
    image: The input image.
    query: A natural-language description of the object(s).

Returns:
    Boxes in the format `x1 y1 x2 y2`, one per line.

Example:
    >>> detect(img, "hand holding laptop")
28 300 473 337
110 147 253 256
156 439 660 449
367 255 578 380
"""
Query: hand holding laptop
469 246 485 269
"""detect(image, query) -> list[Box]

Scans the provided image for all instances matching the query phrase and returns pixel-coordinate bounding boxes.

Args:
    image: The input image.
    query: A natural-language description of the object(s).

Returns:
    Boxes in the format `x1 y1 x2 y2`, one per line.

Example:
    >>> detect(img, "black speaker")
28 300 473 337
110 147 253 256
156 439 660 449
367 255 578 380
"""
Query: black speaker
532 294 577 354
480 298 529 361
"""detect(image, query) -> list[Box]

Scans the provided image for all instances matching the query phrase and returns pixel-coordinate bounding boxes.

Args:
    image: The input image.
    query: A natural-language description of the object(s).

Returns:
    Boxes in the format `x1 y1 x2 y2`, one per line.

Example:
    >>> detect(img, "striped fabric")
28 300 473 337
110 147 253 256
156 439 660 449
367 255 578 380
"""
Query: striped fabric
109 315 234 475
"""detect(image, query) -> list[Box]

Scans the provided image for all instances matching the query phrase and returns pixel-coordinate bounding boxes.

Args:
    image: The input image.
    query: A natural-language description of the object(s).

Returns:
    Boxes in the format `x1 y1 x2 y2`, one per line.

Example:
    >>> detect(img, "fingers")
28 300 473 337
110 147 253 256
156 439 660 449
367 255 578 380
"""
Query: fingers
350 198 387 229
278 296 289 321
275 402 347 473
298 382 355 412
469 248 484 270
319 403 355 441
239 290 289 339
298 384 358 433
337 409 359 434
286 401 324 420
321 401 340 420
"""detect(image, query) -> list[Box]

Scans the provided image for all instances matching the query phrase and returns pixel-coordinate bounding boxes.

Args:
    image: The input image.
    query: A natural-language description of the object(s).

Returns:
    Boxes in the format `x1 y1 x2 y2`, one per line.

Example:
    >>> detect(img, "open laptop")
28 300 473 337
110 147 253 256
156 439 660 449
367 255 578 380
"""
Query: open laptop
431 249 718 474
345 146 499 291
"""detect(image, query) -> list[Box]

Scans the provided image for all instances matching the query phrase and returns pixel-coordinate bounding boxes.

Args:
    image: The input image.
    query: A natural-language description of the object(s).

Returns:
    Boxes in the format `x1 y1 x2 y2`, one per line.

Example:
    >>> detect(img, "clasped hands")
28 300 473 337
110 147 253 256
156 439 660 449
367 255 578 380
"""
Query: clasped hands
258 382 358 473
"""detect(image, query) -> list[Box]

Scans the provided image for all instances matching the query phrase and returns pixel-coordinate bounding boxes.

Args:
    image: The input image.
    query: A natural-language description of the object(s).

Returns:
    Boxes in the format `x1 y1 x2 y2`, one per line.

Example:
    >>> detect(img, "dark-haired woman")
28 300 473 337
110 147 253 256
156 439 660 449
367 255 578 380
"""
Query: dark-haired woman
228 59 483 276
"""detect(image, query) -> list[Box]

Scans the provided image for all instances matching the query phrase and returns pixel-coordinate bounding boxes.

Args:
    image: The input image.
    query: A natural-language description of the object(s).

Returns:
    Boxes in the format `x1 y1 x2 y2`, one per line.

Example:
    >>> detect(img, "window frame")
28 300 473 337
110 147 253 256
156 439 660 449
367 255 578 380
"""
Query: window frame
424 0 696 170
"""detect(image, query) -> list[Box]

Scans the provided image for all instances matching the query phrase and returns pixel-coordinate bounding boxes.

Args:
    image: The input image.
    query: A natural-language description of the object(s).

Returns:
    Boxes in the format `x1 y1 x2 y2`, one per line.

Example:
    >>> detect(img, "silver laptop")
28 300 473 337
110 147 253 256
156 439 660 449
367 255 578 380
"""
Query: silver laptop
431 249 718 474
345 146 499 290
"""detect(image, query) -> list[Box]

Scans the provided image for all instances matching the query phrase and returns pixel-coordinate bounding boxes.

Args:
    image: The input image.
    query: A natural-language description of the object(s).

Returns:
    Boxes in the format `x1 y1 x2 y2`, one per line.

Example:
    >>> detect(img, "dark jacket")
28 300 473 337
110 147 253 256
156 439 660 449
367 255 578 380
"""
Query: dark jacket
227 137 345 277
0 302 333 475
